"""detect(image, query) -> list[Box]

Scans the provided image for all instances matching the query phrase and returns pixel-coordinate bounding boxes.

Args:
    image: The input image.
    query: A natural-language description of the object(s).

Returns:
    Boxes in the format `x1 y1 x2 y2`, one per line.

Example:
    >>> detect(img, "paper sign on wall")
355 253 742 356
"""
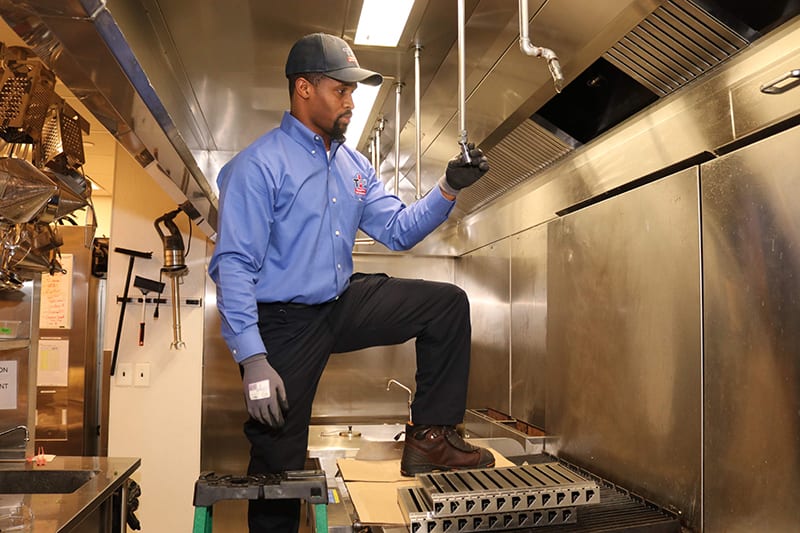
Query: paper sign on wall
37 338 70 387
0 360 18 410
39 253 73 329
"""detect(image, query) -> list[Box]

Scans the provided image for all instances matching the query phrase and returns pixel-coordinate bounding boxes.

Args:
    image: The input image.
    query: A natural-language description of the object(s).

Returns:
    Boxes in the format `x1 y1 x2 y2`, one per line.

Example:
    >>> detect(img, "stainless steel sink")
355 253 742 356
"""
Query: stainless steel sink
0 469 98 494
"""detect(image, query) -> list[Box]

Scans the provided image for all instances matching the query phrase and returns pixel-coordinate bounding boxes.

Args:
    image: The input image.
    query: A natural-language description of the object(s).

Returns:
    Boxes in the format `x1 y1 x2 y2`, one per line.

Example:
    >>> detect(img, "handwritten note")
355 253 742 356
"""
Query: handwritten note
39 254 73 329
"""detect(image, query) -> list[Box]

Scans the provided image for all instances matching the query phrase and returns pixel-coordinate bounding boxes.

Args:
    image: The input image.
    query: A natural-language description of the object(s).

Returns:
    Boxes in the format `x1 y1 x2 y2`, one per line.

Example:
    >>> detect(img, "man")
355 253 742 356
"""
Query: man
208 32 492 532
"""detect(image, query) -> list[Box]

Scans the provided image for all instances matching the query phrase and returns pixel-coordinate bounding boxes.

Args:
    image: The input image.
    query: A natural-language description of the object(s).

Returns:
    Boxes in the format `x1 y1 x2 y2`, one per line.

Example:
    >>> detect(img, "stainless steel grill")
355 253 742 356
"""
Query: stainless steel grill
398 485 578 532
417 463 599 517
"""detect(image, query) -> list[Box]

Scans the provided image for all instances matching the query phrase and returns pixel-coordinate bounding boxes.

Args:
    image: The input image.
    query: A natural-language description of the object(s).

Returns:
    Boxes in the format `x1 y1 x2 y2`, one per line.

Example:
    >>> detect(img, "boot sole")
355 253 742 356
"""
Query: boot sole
400 459 496 477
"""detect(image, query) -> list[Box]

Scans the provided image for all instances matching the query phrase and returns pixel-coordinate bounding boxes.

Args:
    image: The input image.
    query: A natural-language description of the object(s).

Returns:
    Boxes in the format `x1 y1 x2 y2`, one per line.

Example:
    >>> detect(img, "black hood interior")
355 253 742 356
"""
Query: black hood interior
531 58 659 145
695 0 800 36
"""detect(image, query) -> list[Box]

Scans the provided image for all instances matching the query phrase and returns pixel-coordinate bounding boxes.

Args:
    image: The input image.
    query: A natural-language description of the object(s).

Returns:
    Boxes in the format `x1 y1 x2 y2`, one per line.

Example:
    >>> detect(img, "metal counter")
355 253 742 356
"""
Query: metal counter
0 456 140 532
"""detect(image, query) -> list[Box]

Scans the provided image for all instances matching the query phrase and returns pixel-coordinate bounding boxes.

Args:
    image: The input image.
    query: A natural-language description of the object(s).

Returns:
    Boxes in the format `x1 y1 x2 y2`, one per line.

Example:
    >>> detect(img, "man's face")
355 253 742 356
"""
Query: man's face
307 76 357 142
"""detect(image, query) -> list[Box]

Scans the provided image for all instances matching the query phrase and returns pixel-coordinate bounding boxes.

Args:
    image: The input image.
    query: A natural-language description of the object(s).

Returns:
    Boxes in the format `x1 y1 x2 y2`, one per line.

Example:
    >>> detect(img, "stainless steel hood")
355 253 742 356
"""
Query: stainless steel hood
0 0 792 238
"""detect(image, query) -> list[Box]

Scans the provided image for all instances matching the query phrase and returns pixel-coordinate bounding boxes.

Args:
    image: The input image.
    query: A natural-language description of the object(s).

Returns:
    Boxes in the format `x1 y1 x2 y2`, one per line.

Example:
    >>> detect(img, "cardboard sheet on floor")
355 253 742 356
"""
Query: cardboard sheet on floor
338 448 515 525
346 481 418 525
338 448 514 482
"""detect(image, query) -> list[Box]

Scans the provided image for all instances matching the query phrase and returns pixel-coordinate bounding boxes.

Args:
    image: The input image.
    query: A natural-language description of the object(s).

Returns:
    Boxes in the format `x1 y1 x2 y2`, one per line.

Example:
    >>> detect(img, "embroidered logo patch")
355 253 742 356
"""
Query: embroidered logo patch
342 46 358 65
353 174 367 196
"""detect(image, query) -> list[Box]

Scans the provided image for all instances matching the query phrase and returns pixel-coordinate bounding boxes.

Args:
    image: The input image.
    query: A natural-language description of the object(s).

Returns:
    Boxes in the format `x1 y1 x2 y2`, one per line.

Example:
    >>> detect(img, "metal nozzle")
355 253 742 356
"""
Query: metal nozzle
518 0 565 93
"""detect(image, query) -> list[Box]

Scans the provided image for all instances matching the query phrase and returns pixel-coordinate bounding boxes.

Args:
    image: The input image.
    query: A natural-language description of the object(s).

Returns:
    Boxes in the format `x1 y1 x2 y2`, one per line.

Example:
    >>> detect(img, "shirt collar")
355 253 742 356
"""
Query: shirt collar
281 111 346 159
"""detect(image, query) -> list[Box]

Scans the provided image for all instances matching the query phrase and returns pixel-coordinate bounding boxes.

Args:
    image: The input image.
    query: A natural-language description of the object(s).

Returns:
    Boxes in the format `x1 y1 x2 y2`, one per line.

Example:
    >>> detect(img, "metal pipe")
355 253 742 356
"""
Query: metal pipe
414 45 422 200
374 116 384 181
518 0 564 92
0 425 29 443
457 0 471 163
394 82 403 195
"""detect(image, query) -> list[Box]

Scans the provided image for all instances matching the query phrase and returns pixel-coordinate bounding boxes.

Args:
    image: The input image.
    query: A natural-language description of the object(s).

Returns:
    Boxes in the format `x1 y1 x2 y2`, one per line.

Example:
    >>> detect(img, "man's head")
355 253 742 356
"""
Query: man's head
285 33 383 87
285 34 383 147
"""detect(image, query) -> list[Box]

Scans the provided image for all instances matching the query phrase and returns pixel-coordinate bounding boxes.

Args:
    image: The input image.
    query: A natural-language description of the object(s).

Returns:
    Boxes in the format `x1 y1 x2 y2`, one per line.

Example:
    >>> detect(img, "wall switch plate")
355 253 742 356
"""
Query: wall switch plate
134 363 150 387
116 363 132 386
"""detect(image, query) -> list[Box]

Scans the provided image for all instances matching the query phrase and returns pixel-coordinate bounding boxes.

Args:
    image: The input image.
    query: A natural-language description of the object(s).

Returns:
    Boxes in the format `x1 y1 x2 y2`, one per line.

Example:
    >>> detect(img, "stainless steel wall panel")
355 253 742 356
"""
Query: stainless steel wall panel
510 224 548 428
701 123 800 532
456 240 511 414
728 23 800 140
547 167 702 528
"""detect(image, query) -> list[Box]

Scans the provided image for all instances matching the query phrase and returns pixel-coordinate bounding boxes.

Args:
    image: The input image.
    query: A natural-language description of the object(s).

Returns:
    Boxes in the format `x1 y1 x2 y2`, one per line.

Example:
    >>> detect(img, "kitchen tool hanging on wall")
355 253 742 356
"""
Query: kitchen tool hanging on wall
154 206 190 349
0 43 95 291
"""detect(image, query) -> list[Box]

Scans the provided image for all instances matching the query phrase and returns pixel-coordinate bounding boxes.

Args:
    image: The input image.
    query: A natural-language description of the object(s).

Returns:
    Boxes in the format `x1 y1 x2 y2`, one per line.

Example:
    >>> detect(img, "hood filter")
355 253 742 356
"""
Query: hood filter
603 0 749 96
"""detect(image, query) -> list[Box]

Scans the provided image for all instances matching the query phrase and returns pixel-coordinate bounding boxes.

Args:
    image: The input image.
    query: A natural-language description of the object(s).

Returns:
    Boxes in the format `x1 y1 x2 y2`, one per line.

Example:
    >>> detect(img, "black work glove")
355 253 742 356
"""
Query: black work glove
241 353 289 428
439 143 490 196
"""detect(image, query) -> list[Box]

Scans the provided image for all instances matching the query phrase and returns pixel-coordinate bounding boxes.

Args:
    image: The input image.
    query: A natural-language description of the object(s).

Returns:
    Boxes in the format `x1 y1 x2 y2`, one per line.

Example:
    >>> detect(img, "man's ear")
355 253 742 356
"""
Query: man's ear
294 77 313 100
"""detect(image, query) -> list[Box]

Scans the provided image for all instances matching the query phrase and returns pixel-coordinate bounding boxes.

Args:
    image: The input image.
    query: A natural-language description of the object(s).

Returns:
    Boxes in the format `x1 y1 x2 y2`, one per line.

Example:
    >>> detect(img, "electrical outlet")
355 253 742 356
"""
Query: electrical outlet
116 363 132 386
134 363 150 387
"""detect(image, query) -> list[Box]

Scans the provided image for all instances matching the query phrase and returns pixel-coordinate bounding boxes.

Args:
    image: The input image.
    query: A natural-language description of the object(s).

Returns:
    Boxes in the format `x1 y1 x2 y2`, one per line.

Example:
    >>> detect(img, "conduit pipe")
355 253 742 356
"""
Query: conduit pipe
393 83 404 195
519 0 564 92
457 0 471 163
372 116 385 178
414 45 422 200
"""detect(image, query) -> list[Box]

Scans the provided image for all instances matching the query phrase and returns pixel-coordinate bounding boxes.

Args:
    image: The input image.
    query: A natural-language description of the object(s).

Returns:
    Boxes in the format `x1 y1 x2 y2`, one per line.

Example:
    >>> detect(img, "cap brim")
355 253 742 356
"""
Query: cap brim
326 67 383 86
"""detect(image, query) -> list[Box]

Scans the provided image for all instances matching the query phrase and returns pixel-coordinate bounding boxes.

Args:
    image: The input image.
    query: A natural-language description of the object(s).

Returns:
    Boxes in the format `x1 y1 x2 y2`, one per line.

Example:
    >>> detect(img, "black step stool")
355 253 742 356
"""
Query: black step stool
192 458 328 532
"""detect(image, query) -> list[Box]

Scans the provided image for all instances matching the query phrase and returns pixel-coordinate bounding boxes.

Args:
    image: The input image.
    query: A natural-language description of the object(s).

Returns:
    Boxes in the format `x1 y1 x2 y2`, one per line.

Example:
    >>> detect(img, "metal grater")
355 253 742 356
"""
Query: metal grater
0 51 56 144
398 486 578 532
416 463 600 517
39 100 89 171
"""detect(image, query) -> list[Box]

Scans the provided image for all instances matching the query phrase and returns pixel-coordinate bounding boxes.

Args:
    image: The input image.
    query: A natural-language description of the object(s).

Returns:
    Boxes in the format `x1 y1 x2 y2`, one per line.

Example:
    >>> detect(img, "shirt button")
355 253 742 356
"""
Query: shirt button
335 230 340 236
312 150 316 154
337 264 342 270
332 197 337 203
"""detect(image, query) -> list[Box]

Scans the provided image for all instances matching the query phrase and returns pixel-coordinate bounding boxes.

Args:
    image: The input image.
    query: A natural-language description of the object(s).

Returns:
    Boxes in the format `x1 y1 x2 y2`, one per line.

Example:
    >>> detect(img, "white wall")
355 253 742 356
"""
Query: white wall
105 143 206 531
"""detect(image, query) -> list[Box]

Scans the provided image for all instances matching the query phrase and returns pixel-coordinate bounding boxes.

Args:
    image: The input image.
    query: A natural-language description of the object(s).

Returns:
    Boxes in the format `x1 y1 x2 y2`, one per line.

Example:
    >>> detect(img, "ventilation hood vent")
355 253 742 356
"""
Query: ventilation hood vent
457 0 763 217
603 0 749 96
455 119 573 216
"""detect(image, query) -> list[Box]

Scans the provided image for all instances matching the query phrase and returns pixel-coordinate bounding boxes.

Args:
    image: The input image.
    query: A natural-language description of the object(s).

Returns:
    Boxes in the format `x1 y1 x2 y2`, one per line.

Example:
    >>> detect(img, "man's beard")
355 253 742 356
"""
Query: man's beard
331 112 350 143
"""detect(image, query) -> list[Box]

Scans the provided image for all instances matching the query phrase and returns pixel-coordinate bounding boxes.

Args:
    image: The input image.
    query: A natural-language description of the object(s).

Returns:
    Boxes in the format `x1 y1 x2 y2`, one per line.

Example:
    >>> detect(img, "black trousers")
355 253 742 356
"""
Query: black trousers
244 273 471 532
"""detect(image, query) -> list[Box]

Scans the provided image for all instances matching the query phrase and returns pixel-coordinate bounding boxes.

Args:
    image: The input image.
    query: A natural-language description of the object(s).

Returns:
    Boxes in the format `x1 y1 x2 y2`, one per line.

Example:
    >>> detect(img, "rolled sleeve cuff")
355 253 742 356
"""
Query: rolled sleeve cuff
226 325 267 363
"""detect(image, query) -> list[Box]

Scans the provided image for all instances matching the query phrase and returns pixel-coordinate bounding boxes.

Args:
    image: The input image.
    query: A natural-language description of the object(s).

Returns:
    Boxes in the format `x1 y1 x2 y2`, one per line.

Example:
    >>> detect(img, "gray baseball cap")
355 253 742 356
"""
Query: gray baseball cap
285 33 383 86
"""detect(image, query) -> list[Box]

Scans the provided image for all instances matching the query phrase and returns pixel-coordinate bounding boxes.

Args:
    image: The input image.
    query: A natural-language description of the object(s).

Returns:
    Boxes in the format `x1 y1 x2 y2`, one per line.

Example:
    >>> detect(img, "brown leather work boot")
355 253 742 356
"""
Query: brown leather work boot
400 424 496 476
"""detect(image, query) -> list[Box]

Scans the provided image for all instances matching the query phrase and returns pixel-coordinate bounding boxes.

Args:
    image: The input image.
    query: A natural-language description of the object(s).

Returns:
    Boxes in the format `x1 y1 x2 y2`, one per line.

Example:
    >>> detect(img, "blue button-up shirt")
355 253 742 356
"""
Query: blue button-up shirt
209 112 455 362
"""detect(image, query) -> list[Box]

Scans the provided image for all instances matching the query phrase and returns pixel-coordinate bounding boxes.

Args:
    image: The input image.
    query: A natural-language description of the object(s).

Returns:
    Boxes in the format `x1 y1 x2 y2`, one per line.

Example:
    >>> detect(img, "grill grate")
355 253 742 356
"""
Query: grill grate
417 463 599 517
398 485 578 532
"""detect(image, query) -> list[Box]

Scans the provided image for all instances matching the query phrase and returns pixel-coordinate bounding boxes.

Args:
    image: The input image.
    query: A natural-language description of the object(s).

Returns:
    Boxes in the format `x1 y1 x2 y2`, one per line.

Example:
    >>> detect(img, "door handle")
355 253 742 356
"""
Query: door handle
760 69 800 94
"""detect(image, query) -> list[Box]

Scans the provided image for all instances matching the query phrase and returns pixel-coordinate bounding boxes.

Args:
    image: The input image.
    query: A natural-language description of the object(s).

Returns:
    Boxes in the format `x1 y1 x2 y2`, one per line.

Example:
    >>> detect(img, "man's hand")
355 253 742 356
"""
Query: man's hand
241 354 289 428
439 143 490 197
